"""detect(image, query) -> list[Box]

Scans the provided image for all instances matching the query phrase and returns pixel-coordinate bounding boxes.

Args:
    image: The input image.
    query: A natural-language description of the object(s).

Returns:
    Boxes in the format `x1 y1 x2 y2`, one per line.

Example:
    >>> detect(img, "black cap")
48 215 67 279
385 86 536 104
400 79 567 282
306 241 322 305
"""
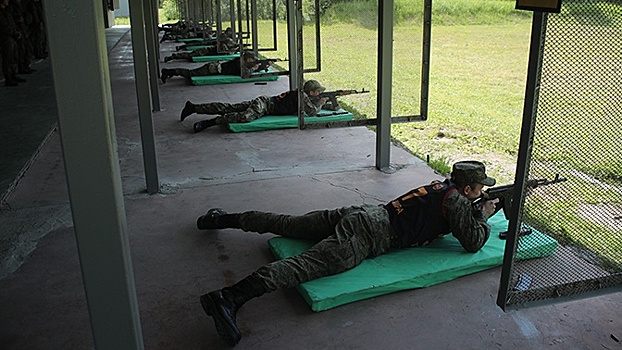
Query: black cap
451 161 496 186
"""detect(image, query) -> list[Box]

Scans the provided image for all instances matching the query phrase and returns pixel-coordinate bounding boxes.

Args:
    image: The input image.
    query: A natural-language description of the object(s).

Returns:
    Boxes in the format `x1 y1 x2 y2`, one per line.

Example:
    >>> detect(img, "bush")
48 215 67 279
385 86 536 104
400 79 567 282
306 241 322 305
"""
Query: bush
161 0 179 21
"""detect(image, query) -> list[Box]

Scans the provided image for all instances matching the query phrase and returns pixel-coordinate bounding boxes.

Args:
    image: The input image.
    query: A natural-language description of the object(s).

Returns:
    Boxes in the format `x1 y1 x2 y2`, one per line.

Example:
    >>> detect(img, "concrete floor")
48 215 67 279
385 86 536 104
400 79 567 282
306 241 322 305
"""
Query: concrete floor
0 27 621 350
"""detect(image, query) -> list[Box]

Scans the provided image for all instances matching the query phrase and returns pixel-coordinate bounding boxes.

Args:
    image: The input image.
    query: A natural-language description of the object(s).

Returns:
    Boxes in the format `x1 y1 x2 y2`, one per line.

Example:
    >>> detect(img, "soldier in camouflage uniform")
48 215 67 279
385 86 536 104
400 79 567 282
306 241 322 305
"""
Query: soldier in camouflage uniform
163 38 239 63
160 51 262 84
197 160 499 346
173 27 233 51
181 80 340 133
0 0 24 86
9 0 33 74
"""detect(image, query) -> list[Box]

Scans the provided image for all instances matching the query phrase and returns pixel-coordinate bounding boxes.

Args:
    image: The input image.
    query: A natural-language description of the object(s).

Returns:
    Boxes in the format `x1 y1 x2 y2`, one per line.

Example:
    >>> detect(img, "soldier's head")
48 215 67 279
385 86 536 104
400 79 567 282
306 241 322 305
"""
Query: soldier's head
242 51 257 64
451 160 495 199
303 80 325 96
223 38 236 48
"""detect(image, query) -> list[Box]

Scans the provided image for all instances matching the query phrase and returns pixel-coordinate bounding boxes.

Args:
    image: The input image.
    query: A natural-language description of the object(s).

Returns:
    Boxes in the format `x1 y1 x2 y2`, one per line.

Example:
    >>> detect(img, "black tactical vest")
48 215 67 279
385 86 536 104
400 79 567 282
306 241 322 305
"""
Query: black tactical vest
220 58 242 76
385 179 457 247
270 91 298 115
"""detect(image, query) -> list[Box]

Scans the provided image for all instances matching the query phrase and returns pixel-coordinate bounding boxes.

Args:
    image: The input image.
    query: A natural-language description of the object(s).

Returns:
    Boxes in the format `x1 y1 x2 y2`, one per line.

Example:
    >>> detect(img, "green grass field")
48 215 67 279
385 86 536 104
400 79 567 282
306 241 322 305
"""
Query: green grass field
256 20 532 184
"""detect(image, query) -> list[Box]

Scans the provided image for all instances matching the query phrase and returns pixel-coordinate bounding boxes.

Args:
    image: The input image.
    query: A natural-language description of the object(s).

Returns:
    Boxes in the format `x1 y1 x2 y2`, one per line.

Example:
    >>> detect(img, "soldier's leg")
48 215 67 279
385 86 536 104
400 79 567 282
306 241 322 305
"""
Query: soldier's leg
1 39 21 86
190 62 220 77
218 96 271 123
251 206 393 289
200 206 392 346
185 100 253 126
237 207 357 241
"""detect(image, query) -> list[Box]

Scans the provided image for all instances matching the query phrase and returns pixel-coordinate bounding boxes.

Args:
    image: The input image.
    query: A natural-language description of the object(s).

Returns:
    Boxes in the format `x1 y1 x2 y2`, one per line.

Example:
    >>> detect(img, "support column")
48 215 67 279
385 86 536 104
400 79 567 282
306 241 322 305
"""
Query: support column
144 0 161 111
42 0 144 348
376 0 394 171
129 0 160 194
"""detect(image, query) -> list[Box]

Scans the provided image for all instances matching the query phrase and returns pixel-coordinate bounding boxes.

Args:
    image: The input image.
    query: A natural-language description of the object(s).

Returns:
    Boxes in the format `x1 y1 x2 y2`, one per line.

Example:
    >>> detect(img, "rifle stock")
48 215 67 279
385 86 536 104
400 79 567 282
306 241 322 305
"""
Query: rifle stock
256 58 288 71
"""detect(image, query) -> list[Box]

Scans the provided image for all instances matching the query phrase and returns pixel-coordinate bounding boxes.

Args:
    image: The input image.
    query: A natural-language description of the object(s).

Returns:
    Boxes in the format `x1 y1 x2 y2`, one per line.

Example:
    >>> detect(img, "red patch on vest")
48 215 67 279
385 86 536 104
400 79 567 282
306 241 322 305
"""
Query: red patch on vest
432 184 443 191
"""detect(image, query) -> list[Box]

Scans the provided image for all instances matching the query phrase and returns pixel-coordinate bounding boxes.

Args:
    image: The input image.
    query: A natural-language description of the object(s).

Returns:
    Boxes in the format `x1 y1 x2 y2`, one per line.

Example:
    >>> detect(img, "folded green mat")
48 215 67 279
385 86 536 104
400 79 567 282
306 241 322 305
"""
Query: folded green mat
228 110 354 133
268 211 558 311
191 72 279 86
192 54 240 62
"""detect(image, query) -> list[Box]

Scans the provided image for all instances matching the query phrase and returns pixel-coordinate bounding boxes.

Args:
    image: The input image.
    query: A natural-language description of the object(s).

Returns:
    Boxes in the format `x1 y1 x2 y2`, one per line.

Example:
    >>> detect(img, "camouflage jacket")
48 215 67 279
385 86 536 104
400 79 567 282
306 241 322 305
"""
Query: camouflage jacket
0 5 19 43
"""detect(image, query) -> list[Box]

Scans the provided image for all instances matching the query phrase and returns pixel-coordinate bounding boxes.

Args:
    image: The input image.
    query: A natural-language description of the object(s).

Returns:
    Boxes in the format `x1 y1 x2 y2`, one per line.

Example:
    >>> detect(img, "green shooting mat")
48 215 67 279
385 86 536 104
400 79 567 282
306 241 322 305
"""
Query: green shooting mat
228 110 354 133
190 72 279 86
192 54 240 62
186 45 214 51
267 211 558 311
177 37 213 43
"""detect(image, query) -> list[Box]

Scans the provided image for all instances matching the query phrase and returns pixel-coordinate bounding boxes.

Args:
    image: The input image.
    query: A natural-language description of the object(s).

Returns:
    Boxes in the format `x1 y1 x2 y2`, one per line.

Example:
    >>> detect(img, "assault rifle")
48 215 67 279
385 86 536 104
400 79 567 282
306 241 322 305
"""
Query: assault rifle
256 58 288 72
318 89 370 106
473 174 567 239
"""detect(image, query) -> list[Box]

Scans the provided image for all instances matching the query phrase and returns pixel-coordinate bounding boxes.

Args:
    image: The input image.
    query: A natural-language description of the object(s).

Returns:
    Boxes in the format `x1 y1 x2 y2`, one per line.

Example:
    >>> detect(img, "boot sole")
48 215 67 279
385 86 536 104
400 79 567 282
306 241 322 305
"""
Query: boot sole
200 294 241 346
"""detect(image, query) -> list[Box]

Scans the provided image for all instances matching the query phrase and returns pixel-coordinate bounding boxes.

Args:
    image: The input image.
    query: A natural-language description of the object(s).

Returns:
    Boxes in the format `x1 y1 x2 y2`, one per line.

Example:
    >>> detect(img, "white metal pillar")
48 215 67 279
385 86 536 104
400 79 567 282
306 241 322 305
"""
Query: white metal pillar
129 0 160 194
42 0 144 348
376 0 394 171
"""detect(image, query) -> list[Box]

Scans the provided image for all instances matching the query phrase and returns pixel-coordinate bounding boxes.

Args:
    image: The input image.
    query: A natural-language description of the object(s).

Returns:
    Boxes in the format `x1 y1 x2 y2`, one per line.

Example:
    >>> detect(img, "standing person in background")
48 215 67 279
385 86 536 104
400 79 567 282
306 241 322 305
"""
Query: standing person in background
0 0 25 86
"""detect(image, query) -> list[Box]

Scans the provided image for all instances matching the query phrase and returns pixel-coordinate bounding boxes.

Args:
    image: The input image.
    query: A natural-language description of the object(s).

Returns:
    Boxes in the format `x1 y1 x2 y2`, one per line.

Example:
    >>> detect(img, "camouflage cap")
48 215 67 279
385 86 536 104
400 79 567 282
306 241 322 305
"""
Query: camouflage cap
451 161 496 186
242 51 257 60
303 80 325 93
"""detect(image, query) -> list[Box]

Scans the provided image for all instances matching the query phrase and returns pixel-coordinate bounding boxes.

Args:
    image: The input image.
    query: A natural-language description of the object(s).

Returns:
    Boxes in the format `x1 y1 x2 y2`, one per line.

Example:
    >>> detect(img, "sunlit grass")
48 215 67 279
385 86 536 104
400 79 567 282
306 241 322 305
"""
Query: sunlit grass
256 20 532 183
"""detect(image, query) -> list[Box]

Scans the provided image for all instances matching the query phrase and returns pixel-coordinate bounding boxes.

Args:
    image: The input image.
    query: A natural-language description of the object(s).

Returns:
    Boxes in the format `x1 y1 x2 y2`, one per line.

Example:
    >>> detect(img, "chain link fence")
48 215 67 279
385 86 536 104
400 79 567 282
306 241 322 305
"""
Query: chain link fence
500 0 622 308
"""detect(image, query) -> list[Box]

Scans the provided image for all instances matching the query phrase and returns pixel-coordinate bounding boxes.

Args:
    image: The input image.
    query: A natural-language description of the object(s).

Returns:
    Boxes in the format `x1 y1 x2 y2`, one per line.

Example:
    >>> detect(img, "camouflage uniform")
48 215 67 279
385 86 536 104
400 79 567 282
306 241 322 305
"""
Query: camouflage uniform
27 0 45 58
170 62 221 78
194 91 324 124
9 0 32 73
238 179 491 292
166 43 237 62
241 205 394 291
167 47 212 61
161 57 253 83
0 1 20 84
199 161 497 346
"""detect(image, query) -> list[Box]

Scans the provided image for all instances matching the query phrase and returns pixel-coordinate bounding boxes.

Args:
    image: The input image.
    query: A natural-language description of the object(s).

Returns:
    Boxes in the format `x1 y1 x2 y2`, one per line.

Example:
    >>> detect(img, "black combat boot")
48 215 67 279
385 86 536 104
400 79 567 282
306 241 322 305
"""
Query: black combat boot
196 208 241 230
160 68 173 83
180 101 196 121
200 276 267 346
193 119 217 133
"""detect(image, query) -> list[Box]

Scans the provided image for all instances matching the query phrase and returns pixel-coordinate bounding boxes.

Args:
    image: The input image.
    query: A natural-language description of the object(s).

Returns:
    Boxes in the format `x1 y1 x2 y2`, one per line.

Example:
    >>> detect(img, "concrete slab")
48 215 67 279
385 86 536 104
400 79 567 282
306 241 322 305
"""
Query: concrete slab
0 26 621 350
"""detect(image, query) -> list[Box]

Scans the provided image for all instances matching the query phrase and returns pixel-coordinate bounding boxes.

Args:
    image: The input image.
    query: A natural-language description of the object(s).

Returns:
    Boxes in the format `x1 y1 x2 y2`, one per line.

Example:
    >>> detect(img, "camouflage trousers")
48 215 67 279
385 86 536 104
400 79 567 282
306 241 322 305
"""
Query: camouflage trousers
0 37 19 80
194 95 273 123
175 62 220 79
239 205 395 292
171 47 211 61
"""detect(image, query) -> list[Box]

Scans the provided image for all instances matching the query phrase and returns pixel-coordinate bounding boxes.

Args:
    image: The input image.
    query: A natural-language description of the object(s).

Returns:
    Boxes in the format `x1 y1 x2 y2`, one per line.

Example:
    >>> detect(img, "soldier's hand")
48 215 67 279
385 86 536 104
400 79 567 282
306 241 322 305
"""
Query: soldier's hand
481 198 499 217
